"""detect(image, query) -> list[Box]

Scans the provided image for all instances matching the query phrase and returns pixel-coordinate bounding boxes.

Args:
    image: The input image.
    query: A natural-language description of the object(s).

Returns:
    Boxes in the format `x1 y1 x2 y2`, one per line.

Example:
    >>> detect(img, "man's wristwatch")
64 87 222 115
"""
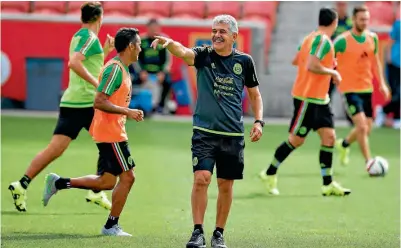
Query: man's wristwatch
254 120 265 128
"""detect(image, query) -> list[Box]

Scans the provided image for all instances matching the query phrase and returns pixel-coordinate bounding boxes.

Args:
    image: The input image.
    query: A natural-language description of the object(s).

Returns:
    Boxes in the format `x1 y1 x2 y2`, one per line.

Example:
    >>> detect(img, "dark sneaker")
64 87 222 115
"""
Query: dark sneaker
186 229 206 248
211 231 227 248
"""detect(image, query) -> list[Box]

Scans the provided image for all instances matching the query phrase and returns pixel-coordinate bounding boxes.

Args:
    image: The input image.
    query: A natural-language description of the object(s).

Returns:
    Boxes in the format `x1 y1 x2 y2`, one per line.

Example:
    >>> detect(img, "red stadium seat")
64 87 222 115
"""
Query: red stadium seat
243 1 277 25
103 1 135 17
33 1 67 14
136 1 171 18
171 1 206 19
206 2 242 19
67 1 87 15
367 2 395 26
1 1 30 13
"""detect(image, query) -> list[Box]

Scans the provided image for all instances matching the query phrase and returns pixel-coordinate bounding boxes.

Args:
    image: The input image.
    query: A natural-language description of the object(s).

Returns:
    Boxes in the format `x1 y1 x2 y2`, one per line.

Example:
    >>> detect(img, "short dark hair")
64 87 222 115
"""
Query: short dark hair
81 2 103 24
115 28 140 53
147 18 159 26
353 5 369 17
319 7 338 26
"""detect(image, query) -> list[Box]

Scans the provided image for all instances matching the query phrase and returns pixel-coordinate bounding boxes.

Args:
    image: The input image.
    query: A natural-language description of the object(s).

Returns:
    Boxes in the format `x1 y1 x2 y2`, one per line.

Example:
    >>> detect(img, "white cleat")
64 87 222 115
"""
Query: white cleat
101 225 132 236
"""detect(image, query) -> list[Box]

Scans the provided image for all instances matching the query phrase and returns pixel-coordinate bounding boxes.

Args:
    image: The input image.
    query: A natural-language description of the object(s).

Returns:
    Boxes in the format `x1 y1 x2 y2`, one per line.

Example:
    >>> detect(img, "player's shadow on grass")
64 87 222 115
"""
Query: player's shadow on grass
210 192 320 200
236 192 320 199
280 172 346 178
1 210 103 216
2 232 102 241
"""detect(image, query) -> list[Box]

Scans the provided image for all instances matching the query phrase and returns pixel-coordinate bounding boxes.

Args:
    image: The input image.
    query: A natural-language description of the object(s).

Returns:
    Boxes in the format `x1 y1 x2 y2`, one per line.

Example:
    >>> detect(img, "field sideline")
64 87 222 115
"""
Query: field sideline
1 115 399 248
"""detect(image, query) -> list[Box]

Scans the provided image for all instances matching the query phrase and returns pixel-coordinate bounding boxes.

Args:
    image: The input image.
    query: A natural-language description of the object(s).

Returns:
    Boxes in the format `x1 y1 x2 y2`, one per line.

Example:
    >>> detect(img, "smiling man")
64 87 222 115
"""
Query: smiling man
150 15 264 248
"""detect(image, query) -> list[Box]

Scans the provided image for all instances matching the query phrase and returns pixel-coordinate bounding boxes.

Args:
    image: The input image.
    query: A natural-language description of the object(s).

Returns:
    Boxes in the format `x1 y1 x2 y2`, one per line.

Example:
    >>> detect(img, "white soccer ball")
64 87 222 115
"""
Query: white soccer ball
166 100 177 113
366 156 389 176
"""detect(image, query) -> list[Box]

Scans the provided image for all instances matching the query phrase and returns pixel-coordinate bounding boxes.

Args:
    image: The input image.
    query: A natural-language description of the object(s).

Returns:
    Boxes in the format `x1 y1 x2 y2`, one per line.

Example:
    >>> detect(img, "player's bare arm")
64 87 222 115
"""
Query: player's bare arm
103 34 115 58
372 40 391 100
307 55 341 84
247 86 264 142
150 35 196 66
94 92 144 121
68 52 99 88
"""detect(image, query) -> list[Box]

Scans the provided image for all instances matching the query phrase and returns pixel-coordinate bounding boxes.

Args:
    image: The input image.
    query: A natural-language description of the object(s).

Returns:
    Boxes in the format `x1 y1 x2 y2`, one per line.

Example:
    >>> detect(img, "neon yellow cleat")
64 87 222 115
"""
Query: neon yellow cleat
259 170 279 195
322 181 351 196
85 191 111 210
336 139 350 166
8 181 27 212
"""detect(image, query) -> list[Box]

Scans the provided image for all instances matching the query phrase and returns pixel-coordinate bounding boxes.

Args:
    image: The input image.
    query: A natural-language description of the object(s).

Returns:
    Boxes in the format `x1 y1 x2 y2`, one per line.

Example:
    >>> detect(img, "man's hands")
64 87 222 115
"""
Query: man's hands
103 34 115 55
150 36 173 49
127 109 144 122
331 70 342 85
250 122 263 142
379 83 391 101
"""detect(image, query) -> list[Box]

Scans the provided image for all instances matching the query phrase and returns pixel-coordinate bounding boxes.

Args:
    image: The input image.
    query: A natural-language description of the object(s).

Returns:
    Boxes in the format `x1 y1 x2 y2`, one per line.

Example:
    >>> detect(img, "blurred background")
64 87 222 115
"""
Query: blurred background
1 1 399 126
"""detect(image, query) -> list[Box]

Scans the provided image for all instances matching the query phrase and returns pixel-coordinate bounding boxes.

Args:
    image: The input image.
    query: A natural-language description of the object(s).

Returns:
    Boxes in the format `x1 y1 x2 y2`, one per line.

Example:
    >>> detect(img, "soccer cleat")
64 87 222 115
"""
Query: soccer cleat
101 225 132 236
8 181 27 212
259 170 279 195
335 139 350 166
42 173 60 207
211 231 228 248
321 181 351 196
85 191 112 210
186 229 206 248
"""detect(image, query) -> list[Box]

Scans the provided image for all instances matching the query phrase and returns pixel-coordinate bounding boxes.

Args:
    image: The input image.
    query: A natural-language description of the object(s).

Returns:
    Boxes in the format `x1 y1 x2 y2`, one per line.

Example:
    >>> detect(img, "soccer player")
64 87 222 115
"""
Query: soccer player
8 2 114 212
335 6 390 165
151 15 264 248
42 28 144 236
260 8 351 197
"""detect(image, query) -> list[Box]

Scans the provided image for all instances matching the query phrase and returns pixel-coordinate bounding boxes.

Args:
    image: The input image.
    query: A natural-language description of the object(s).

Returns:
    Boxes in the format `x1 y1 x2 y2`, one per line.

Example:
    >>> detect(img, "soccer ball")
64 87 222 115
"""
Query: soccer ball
366 156 389 176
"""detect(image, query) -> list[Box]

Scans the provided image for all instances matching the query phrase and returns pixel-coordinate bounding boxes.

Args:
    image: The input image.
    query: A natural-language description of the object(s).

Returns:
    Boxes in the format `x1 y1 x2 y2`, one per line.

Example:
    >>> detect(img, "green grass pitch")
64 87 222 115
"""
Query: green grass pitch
1 116 399 248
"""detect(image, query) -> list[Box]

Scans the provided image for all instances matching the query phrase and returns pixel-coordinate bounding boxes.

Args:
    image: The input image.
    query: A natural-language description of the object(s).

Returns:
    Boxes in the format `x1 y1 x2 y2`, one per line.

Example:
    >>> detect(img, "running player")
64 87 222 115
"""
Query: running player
151 15 264 248
335 6 390 165
260 8 351 196
8 2 113 212
42 28 144 236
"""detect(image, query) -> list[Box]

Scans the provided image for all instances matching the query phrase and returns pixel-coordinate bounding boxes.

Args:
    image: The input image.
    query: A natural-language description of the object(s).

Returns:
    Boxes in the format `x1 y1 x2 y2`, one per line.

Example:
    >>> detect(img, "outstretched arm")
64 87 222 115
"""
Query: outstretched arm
371 33 391 100
151 36 196 66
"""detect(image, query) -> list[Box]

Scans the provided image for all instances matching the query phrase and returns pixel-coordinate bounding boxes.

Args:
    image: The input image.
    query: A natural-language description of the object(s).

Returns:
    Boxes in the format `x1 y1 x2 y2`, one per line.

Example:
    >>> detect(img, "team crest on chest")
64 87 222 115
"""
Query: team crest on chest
233 63 242 75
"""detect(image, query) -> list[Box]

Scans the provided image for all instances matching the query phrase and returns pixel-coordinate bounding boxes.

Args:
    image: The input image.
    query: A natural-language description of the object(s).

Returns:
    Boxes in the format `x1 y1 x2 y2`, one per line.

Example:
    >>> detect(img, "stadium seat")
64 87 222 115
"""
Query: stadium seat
103 1 135 17
206 2 242 19
67 1 87 15
171 1 206 19
32 2 67 14
1 1 31 13
136 1 171 18
367 2 395 25
242 1 278 26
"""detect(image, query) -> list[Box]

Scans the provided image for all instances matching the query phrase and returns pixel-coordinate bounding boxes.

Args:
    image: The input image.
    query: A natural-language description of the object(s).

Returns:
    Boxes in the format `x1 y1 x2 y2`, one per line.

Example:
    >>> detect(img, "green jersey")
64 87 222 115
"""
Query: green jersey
60 28 104 108
97 57 130 96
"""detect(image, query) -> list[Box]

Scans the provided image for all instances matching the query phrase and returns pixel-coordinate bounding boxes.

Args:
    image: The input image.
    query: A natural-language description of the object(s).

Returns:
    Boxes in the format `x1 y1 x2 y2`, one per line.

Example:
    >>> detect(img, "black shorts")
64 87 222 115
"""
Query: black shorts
53 107 94 140
343 92 373 118
289 98 334 137
191 129 245 180
96 141 135 176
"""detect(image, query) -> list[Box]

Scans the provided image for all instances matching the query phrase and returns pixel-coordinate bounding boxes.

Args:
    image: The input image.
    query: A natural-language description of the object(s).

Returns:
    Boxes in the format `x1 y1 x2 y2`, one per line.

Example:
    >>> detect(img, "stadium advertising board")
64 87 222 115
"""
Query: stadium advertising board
1 19 251 114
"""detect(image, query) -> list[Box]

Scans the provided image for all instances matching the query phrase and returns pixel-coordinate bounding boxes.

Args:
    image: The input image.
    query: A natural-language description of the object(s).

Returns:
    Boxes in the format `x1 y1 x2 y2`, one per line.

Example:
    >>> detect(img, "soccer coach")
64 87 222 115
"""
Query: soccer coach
151 15 264 248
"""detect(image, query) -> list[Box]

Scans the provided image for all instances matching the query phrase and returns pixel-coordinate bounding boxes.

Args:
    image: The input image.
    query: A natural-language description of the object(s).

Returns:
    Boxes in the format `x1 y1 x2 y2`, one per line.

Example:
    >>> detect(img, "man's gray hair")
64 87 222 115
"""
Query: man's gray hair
212 15 239 34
